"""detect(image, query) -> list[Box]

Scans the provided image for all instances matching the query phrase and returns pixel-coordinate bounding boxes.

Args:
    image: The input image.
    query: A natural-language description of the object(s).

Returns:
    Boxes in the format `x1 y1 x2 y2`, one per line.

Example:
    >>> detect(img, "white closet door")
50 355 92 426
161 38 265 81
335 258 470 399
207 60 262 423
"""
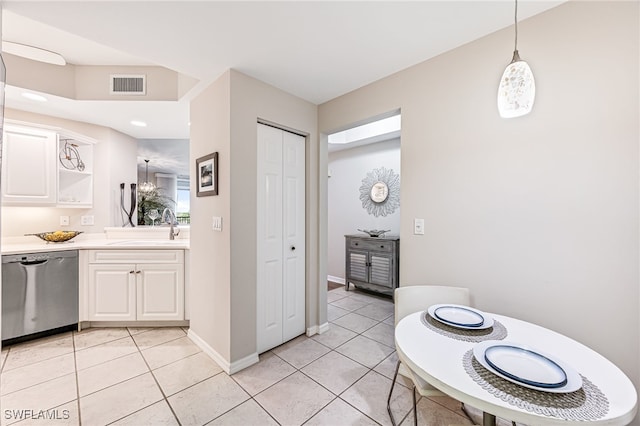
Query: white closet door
282 130 306 342
257 124 284 352
257 123 305 353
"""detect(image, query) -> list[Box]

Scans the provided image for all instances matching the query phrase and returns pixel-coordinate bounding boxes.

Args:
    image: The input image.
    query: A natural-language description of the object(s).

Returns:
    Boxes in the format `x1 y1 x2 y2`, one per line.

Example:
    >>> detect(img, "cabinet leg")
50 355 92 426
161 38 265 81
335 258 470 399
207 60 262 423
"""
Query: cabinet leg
346 281 350 291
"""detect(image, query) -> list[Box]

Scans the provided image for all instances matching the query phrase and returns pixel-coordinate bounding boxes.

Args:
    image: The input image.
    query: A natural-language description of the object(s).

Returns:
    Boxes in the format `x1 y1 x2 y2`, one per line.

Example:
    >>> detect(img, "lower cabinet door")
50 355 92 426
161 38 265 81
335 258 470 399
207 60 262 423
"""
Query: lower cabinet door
136 263 184 321
88 264 137 321
369 253 393 288
347 250 368 282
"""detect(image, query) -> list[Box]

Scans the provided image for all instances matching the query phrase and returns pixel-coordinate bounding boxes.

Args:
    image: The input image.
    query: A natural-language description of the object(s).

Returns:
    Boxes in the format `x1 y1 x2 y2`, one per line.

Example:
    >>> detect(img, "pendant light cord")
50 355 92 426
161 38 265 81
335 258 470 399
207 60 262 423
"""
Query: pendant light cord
514 0 519 52
510 0 521 63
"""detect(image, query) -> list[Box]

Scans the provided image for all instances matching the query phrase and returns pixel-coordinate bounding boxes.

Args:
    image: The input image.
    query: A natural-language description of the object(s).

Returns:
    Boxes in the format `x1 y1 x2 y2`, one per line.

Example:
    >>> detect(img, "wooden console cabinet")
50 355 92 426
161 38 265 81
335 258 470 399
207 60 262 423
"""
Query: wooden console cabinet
345 235 399 296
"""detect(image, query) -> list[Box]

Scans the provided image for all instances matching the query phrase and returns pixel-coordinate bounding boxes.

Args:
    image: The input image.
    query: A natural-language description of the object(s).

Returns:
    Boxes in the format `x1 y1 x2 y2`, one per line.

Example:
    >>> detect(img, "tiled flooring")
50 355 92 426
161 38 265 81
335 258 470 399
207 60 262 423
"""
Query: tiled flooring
0 287 502 425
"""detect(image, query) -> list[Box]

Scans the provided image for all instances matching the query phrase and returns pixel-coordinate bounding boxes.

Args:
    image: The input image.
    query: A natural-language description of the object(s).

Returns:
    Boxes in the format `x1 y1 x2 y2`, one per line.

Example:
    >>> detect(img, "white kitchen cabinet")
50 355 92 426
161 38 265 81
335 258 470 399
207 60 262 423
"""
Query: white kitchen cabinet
1 124 57 205
1 122 96 207
86 250 185 321
88 264 137 321
136 263 184 321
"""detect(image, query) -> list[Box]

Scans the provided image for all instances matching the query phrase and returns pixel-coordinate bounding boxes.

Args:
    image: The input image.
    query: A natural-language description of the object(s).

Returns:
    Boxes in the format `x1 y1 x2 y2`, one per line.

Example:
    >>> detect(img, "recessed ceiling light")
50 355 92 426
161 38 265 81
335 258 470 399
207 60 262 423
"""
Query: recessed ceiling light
130 120 147 127
21 92 47 102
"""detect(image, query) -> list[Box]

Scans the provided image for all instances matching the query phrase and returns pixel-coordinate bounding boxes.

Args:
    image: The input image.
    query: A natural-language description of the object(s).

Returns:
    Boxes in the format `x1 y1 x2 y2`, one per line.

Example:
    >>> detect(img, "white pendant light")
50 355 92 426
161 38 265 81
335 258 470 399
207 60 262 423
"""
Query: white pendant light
497 0 535 118
139 159 156 193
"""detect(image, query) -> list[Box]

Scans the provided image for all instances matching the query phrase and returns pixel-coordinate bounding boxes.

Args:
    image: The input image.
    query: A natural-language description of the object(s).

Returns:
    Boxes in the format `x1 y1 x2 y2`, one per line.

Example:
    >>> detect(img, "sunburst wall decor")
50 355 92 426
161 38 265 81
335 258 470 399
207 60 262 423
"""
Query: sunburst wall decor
359 167 400 217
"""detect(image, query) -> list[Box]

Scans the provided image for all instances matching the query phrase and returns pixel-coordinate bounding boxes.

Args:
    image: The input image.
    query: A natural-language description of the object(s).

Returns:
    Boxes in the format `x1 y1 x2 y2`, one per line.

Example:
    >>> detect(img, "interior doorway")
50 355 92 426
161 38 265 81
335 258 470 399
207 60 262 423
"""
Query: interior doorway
326 112 401 292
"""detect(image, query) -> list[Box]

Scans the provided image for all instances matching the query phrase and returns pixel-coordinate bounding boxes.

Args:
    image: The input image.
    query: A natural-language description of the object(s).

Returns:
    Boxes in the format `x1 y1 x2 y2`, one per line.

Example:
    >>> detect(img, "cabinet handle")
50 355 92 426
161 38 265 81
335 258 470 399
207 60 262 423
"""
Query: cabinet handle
129 270 135 274
380 245 385 248
291 246 296 251
354 243 359 246
136 270 142 274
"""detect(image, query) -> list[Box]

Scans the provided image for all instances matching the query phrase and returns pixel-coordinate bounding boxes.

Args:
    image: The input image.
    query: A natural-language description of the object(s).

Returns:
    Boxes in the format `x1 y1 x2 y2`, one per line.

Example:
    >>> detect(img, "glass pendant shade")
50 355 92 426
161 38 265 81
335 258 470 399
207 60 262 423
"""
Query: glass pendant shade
498 51 536 118
140 159 156 193
498 0 535 118
139 180 156 193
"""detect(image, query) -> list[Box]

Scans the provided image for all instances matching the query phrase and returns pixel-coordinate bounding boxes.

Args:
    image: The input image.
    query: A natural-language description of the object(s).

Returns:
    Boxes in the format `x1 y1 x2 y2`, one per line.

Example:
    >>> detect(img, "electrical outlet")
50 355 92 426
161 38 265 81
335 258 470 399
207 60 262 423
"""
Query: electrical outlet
212 216 222 231
59 216 70 226
81 215 94 226
414 218 425 235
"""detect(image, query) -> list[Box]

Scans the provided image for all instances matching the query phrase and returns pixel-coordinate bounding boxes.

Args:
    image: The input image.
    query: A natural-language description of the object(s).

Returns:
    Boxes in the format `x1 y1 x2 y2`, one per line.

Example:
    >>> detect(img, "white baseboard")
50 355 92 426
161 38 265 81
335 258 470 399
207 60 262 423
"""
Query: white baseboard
306 322 330 337
229 352 260 374
187 329 259 374
188 329 231 372
327 275 345 285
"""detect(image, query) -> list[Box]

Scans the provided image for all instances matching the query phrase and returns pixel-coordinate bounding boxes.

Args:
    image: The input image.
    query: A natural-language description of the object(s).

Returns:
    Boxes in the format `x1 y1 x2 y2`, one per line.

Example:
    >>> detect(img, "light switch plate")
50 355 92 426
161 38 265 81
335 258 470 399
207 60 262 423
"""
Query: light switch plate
59 216 70 226
414 218 425 235
81 215 94 226
212 216 222 231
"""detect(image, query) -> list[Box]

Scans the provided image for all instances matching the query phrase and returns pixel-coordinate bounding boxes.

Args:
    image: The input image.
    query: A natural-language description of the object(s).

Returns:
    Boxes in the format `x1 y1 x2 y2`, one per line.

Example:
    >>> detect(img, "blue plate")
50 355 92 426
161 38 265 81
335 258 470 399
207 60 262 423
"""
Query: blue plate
434 305 484 327
427 304 494 330
484 345 567 388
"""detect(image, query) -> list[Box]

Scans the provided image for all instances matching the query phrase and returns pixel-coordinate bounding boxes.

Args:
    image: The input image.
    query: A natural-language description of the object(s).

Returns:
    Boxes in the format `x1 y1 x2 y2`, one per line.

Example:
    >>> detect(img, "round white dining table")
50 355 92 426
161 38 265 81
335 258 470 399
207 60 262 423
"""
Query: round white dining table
395 311 638 426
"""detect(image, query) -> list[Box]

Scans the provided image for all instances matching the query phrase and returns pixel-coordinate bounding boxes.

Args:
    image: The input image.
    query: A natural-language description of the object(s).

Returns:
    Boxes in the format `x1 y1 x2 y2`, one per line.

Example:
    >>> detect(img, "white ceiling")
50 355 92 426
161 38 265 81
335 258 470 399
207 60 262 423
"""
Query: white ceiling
1 1 565 142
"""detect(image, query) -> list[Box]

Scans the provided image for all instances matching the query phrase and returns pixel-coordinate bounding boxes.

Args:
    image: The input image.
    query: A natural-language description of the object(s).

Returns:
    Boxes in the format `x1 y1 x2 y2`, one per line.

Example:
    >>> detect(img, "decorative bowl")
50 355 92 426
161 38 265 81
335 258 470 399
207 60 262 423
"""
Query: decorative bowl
357 229 391 238
27 231 83 243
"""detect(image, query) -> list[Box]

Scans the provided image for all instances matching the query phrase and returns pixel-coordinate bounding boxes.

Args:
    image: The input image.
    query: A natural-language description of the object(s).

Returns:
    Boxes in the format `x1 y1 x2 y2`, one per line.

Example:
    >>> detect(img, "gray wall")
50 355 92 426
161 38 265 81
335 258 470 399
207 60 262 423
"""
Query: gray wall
328 139 401 281
319 0 640 415
189 70 320 367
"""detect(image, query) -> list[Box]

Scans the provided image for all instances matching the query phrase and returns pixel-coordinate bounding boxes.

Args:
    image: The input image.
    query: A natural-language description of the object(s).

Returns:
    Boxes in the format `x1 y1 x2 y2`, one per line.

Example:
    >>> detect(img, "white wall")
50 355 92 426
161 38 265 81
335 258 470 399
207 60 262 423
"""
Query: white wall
106 128 140 228
319 1 639 418
327 139 400 281
189 69 320 369
3 53 188 102
189 70 232 362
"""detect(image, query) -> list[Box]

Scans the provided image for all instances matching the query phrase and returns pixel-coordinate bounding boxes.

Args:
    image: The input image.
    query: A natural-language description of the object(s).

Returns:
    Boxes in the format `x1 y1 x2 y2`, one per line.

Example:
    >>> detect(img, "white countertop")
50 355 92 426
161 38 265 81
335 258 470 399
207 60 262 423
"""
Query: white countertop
1 228 190 255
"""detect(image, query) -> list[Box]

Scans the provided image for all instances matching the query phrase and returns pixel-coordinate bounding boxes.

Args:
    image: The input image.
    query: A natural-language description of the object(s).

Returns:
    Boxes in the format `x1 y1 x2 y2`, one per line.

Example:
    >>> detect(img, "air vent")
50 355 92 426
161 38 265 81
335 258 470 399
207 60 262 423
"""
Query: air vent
110 74 146 95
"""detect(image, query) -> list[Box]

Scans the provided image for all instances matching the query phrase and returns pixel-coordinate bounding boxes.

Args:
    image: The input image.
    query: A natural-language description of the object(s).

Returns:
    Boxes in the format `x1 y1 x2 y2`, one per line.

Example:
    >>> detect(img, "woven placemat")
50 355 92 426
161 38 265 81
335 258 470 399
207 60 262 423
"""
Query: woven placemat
462 350 609 421
421 311 508 342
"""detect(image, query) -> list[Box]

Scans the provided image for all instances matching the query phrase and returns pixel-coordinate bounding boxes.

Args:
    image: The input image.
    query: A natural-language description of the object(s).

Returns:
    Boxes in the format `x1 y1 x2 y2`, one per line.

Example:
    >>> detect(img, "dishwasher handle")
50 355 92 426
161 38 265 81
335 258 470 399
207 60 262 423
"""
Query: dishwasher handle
19 259 49 266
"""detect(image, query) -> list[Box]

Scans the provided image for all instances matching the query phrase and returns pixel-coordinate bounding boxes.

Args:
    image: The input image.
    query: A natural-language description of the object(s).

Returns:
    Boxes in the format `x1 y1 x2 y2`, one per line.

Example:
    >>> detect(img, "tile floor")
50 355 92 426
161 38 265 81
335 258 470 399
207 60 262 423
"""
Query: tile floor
0 287 510 426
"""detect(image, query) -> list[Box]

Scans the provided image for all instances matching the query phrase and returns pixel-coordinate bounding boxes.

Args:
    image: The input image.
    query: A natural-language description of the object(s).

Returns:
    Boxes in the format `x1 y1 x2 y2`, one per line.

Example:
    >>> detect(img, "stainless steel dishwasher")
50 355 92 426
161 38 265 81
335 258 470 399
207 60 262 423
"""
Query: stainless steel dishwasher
2 250 79 344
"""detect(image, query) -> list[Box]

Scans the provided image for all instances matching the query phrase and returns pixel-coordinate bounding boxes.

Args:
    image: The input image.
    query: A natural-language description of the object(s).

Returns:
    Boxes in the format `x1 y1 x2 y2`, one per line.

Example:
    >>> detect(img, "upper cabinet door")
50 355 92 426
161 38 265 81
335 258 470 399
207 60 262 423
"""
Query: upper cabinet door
2 124 57 205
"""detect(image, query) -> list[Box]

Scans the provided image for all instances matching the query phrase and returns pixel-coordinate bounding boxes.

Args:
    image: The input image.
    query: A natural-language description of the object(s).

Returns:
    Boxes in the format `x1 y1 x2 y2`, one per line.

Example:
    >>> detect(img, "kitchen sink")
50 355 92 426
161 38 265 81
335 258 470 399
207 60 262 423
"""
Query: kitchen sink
106 240 187 247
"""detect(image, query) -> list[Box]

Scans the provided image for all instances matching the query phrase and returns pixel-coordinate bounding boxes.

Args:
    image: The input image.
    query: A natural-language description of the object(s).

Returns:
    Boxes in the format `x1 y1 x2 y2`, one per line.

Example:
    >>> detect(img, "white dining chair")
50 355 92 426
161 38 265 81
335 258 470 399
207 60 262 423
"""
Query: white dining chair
387 285 476 426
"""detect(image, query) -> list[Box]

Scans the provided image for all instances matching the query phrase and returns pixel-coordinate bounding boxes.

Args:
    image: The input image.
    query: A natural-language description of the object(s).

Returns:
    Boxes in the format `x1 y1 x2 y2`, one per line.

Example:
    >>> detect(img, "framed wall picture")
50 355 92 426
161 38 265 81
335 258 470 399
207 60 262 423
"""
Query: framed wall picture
196 152 218 196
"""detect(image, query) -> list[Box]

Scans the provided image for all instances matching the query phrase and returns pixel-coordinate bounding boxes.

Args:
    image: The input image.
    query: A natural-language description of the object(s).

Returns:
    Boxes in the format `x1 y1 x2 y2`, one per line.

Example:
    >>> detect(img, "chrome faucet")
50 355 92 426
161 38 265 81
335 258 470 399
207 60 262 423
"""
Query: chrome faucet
161 208 180 240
